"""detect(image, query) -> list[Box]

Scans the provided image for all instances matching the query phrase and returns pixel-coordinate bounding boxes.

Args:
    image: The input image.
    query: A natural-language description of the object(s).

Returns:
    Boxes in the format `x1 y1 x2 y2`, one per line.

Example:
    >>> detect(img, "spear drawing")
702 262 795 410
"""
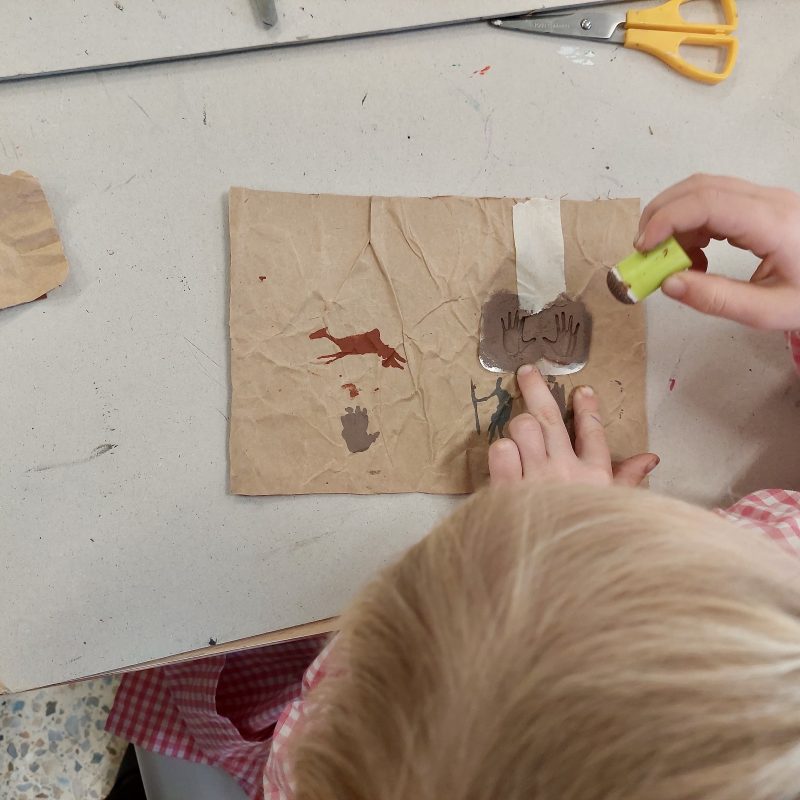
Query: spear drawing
470 380 481 435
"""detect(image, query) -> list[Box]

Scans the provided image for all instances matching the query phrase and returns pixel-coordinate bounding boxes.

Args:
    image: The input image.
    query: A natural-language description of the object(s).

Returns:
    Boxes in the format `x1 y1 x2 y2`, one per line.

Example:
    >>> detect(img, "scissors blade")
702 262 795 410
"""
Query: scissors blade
491 9 626 43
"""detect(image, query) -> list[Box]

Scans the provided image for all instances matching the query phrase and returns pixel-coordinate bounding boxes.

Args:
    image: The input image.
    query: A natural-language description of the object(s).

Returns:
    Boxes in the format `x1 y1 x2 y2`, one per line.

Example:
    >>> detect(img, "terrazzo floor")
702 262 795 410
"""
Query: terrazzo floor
1 676 126 799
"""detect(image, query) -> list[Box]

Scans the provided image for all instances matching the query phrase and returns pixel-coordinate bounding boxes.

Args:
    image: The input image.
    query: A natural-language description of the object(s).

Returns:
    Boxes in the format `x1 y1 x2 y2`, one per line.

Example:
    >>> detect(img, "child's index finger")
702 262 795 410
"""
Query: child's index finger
516 365 572 459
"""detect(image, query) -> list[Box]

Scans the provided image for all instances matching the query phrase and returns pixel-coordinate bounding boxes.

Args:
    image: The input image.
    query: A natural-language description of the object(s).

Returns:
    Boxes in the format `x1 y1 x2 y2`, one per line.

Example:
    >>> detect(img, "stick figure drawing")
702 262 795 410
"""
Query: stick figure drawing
470 378 513 443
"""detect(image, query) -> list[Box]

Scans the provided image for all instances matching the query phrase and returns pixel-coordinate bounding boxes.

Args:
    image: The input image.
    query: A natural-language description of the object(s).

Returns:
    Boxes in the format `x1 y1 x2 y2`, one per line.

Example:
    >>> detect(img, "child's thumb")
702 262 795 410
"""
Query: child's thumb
613 453 659 487
661 271 777 329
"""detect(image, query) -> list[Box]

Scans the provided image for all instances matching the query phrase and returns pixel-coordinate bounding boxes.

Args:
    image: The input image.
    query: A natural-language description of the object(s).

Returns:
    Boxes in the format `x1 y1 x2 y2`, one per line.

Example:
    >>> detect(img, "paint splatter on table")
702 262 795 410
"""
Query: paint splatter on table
1 676 125 799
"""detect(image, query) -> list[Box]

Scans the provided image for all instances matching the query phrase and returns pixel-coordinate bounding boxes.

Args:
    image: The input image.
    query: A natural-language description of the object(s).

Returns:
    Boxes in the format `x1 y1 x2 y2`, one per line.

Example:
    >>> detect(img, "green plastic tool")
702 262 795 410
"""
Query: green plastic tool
607 236 692 304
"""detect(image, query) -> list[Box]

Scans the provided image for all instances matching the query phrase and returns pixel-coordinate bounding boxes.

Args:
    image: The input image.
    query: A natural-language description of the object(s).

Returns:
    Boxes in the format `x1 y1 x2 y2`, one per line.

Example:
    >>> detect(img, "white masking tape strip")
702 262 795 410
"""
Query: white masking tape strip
512 199 566 313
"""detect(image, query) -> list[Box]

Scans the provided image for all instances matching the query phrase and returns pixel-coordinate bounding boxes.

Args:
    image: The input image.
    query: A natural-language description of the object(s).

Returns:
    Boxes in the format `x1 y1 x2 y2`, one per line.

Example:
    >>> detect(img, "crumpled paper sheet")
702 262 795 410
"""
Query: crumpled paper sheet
228 189 646 496
0 171 69 309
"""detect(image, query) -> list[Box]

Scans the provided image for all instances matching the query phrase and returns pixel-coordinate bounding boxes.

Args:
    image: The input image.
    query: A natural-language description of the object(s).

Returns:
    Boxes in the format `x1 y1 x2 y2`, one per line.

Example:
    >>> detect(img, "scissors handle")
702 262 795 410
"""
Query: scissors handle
624 29 738 84
627 0 738 34
624 0 739 84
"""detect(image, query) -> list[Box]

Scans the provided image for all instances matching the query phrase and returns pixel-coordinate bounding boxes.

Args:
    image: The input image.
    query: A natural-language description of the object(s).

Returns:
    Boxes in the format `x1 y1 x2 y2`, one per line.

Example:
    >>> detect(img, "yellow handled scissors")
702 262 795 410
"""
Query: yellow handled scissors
492 0 739 85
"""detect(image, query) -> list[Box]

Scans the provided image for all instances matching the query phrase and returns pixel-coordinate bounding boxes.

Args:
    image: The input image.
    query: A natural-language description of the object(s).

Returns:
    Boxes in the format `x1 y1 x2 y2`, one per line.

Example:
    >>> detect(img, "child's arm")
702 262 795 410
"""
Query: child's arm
636 175 800 330
488 365 658 488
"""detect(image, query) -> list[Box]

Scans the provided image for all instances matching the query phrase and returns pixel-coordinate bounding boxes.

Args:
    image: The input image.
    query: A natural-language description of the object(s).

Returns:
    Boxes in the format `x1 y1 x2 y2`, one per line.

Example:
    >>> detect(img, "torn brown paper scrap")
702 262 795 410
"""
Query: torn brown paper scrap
0 171 69 310
228 189 646 496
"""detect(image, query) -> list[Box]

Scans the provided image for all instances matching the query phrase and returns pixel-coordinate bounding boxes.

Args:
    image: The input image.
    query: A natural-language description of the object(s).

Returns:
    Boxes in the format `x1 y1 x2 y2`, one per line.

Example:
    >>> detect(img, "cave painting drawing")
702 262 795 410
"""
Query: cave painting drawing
470 377 568 443
470 378 513 443
310 327 406 370
340 406 381 453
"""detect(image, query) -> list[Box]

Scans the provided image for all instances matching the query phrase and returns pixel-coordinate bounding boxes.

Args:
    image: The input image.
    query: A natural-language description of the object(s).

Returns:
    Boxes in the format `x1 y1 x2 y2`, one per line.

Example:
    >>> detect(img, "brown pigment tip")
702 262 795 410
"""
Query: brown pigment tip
607 269 635 305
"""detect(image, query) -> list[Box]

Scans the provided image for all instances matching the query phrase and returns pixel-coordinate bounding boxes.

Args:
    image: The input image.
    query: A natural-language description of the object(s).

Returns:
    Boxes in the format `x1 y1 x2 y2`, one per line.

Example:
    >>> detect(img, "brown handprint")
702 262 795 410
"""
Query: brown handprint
501 308 538 357
340 406 380 453
542 311 581 365
501 309 523 356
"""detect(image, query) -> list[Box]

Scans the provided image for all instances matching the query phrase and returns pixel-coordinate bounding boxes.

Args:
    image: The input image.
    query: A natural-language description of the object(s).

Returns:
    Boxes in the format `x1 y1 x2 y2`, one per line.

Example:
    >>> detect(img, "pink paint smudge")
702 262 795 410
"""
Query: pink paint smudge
472 65 491 76
668 378 676 392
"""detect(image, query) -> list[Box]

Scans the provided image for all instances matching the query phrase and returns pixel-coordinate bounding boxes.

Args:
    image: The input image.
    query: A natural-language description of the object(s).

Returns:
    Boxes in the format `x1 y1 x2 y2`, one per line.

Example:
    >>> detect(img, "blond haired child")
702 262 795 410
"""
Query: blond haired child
107 176 800 800
275 176 800 799
287 481 800 800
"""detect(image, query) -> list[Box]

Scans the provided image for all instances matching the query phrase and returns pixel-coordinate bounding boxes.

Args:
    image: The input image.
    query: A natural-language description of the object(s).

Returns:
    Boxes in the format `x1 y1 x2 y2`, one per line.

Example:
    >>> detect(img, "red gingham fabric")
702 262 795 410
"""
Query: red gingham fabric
789 331 800 374
262 643 332 799
717 489 800 557
106 635 327 800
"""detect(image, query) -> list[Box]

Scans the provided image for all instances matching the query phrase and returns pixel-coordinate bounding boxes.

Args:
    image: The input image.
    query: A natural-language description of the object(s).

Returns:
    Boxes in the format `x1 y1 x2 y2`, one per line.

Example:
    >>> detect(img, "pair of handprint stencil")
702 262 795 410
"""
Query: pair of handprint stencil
479 291 591 374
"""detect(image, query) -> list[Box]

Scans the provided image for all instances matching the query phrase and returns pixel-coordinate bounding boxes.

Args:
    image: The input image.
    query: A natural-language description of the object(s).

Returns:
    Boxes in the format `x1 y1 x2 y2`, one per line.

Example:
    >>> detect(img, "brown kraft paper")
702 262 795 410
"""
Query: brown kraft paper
0 171 69 309
228 189 646 496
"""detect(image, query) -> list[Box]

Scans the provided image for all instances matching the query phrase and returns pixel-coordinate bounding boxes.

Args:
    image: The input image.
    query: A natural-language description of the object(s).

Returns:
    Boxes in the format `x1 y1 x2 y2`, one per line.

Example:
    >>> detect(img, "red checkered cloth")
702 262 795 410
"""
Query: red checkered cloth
717 489 800 557
106 635 327 800
790 331 800 374
262 643 332 799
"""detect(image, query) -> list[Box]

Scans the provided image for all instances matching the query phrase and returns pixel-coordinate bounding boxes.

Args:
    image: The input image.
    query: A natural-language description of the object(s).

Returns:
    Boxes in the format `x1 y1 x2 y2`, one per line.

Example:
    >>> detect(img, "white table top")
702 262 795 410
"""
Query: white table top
1 0 538 82
2 0 799 691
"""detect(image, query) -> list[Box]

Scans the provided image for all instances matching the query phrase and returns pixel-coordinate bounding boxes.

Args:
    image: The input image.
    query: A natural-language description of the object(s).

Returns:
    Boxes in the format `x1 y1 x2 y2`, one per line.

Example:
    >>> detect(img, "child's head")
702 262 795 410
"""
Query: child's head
292 483 800 800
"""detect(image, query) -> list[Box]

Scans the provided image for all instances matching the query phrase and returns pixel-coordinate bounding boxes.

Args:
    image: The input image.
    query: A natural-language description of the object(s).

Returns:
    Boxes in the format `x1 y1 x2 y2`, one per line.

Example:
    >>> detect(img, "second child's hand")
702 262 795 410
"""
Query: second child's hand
636 174 800 330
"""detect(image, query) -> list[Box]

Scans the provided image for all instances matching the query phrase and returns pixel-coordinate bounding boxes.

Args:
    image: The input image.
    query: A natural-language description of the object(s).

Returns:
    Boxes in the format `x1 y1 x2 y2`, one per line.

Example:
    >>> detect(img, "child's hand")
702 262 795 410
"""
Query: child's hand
636 175 800 329
488 365 659 488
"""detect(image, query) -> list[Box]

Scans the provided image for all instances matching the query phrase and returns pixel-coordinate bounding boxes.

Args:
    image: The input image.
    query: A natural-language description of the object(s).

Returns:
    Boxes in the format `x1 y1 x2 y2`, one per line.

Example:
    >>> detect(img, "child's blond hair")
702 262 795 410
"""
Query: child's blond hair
292 483 800 800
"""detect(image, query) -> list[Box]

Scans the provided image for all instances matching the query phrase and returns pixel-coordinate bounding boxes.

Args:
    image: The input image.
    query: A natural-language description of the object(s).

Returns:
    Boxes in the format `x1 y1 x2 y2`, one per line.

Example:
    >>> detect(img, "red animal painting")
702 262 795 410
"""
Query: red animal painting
309 327 406 370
